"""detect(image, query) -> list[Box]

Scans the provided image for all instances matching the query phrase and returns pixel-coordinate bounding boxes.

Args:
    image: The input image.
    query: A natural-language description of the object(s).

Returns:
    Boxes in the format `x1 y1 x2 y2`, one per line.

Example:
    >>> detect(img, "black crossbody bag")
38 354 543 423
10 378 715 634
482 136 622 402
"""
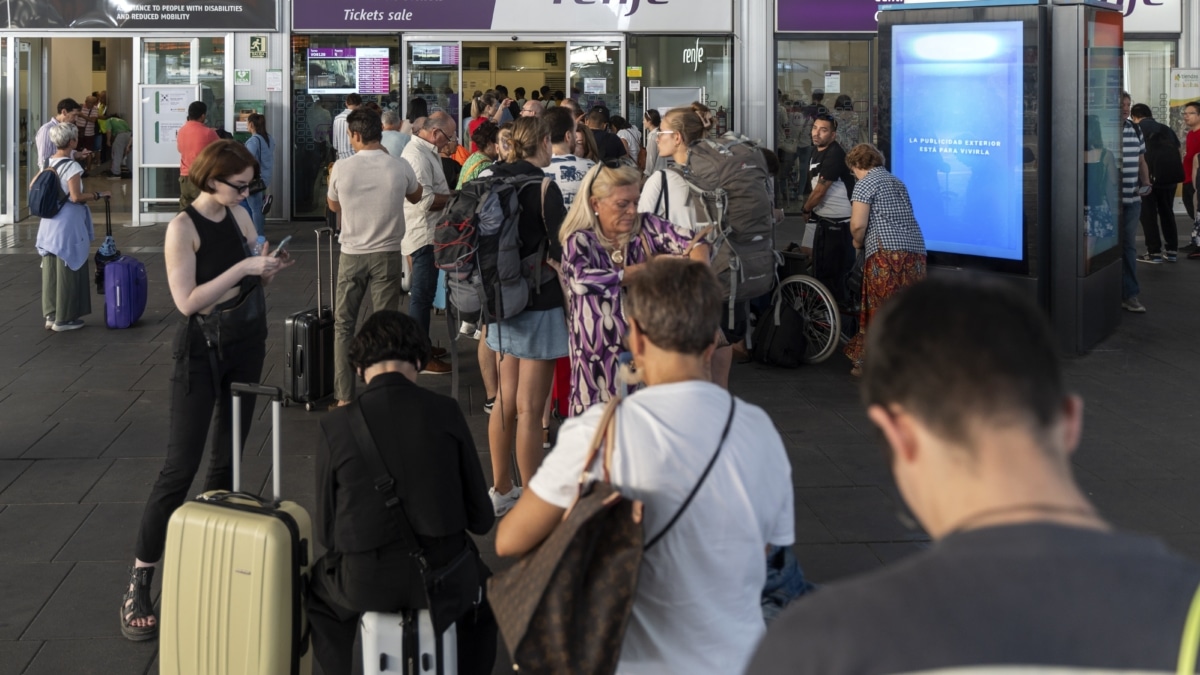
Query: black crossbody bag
347 403 482 636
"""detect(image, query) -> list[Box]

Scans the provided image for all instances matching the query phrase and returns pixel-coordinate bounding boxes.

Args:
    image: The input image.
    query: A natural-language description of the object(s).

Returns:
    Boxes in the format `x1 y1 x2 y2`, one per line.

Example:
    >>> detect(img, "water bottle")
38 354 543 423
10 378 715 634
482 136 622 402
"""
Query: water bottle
252 235 266 256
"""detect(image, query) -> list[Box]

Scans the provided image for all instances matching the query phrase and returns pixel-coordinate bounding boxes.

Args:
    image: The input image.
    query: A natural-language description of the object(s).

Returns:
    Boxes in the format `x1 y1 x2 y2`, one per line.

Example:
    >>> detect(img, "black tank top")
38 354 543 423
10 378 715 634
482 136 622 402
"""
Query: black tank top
187 206 247 286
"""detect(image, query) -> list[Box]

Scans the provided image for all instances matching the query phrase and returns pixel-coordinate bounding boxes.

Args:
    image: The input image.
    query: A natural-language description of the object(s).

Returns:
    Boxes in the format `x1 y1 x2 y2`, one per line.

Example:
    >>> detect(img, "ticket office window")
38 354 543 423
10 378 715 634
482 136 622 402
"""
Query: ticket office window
291 35 401 219
775 39 873 214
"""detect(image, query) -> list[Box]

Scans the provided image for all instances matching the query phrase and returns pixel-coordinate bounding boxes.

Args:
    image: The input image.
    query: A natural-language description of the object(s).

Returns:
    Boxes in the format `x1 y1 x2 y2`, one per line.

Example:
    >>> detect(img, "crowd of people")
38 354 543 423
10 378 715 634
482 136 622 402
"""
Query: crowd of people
77 81 1200 675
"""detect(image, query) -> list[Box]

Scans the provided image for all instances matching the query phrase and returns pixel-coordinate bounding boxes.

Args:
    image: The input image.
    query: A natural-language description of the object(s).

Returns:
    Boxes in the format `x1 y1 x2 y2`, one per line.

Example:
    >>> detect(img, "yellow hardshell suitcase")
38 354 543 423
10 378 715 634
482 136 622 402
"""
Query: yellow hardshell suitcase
160 383 313 675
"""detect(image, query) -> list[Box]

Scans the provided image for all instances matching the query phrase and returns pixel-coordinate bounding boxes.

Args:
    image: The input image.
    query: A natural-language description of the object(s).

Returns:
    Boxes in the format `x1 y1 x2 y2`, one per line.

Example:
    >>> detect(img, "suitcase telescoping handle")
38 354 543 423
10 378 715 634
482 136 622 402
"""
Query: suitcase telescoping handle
315 226 336 316
230 383 284 502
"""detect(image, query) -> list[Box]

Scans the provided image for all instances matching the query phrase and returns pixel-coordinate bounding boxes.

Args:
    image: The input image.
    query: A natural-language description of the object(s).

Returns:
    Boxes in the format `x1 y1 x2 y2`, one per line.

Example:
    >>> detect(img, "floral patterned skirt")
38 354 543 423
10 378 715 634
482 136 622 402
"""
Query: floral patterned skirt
844 249 927 367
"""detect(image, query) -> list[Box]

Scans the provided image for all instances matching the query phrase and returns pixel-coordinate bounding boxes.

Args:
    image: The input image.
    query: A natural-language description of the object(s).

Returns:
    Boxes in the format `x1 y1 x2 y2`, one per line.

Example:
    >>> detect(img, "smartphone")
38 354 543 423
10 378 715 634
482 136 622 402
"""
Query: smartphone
272 235 293 258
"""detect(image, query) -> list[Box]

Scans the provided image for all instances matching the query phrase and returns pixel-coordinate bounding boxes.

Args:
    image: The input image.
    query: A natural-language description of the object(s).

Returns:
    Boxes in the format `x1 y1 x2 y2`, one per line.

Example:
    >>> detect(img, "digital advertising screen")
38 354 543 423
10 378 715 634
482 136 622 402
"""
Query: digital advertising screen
1083 9 1123 273
410 44 461 67
307 47 390 95
891 21 1026 262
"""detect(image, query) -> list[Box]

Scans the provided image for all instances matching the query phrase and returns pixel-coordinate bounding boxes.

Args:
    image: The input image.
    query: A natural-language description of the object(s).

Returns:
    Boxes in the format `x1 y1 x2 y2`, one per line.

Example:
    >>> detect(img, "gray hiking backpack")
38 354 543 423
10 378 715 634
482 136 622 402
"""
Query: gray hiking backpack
670 132 777 327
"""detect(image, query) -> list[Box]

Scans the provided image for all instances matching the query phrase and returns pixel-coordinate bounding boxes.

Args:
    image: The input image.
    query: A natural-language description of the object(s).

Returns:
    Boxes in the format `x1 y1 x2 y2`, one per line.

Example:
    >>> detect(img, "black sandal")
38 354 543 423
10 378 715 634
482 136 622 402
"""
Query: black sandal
119 565 158 641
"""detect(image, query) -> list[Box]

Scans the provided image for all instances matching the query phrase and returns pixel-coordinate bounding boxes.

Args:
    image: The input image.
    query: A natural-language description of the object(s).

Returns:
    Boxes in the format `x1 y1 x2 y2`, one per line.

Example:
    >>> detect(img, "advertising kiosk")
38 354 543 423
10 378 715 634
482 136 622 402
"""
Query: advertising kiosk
877 0 1123 355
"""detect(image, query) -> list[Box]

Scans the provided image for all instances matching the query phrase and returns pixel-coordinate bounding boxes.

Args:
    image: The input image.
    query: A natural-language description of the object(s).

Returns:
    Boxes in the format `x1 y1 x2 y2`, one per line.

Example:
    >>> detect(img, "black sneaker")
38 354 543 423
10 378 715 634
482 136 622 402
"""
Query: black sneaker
1136 253 1163 264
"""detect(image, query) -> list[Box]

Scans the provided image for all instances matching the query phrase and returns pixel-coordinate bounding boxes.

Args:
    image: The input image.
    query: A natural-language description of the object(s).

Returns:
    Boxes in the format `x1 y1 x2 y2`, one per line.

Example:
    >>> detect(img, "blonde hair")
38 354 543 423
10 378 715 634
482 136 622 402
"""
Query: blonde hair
662 108 706 145
559 162 643 246
506 116 548 163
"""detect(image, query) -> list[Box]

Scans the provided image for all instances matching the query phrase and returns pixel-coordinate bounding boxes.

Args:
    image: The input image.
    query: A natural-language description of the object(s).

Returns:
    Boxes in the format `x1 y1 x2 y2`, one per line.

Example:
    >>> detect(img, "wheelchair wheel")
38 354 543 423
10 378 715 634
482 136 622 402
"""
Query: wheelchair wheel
775 274 841 364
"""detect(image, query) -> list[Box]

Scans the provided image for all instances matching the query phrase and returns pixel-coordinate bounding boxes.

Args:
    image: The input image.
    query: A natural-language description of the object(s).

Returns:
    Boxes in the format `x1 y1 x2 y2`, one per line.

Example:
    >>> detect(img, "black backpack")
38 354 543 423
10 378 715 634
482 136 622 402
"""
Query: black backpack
1143 123 1184 186
752 299 807 368
29 159 72 218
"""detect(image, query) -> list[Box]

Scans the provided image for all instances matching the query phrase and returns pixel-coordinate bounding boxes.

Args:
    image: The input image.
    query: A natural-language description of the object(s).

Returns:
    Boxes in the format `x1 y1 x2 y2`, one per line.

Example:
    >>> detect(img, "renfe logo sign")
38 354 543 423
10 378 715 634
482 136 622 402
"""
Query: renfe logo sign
552 0 667 18
683 38 705 72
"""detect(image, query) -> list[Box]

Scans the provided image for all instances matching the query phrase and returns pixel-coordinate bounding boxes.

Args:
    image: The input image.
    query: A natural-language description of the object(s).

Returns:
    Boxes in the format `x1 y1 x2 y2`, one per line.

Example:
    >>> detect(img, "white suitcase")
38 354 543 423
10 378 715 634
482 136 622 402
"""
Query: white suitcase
361 610 457 675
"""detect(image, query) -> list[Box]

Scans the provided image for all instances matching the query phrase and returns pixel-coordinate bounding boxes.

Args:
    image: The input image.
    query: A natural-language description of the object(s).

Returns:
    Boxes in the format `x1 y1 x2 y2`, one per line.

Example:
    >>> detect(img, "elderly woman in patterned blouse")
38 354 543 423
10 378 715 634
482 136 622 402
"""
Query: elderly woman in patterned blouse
844 143 927 377
558 162 710 416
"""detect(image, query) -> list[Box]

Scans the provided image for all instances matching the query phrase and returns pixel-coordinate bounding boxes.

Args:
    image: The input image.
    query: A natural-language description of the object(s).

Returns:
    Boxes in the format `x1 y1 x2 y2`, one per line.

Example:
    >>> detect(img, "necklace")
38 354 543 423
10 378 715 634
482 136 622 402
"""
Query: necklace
943 502 1100 537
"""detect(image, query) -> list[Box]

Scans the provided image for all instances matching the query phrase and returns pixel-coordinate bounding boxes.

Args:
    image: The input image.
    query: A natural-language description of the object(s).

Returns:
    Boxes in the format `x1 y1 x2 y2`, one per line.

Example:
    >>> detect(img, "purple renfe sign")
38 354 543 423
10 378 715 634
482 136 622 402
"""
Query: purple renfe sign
777 0 900 32
294 0 497 31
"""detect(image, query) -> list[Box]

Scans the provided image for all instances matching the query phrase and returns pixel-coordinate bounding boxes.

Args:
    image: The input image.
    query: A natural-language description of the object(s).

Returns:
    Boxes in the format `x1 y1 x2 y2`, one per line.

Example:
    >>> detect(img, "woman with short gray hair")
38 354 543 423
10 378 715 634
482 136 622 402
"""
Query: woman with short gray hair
34 122 111 331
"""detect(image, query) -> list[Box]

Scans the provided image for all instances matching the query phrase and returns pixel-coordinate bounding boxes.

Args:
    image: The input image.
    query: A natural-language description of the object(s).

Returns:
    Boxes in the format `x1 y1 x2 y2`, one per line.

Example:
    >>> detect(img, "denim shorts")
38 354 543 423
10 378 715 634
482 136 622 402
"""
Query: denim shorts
486 307 569 361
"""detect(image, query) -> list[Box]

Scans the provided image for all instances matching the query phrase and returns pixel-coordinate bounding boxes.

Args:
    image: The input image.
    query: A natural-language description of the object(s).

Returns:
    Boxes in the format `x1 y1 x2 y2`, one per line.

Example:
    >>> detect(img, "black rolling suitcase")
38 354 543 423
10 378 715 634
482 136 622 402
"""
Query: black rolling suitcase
285 225 336 411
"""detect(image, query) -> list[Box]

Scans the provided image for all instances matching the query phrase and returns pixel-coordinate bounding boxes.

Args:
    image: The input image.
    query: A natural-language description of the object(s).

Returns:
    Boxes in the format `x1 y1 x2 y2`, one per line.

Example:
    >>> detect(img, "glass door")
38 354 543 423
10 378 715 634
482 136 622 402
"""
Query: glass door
17 38 45 221
135 37 226 222
1 38 8 220
568 40 623 114
403 39 464 134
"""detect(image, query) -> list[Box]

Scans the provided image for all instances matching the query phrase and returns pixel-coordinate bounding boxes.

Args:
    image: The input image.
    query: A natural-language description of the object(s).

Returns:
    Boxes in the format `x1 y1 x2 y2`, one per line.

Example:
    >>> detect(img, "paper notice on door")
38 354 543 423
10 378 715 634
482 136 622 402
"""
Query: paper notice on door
824 71 841 94
585 78 607 95
266 69 283 92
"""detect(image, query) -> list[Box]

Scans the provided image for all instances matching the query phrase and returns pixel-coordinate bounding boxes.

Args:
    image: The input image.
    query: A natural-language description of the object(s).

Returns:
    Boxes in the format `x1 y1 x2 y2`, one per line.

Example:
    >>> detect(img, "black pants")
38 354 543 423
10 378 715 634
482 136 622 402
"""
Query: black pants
1184 183 1195 222
1141 184 1179 254
134 321 265 562
308 543 497 675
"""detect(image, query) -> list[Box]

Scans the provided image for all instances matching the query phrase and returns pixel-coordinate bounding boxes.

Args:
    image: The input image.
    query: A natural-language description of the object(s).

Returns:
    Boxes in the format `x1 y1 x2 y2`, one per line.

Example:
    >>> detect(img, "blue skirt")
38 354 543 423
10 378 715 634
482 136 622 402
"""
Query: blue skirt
486 307 569 361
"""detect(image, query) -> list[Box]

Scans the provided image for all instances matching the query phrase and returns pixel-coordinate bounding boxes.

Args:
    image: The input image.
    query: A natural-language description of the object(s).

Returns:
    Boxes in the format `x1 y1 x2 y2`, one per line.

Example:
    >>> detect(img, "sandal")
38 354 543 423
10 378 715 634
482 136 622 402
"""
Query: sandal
119 565 158 641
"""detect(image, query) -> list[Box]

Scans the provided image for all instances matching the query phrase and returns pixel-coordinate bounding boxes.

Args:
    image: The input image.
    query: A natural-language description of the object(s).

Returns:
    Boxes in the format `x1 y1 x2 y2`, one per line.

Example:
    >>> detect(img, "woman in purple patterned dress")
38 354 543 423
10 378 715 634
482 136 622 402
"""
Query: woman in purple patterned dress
559 163 711 416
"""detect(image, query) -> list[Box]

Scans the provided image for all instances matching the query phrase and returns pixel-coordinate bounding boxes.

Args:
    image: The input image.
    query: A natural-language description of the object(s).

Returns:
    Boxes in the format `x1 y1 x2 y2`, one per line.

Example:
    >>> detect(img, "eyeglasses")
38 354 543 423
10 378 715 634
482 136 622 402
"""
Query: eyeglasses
217 178 251 195
657 130 679 138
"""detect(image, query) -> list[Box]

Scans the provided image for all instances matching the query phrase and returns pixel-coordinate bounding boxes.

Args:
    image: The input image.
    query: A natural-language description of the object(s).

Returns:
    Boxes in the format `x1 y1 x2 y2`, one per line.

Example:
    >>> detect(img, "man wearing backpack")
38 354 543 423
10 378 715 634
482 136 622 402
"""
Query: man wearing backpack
1130 103 1181 263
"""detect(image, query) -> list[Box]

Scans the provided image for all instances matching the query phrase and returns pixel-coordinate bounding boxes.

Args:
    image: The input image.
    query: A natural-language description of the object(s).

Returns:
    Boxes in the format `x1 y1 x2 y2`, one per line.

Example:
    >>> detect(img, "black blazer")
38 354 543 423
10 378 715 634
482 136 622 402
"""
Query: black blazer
315 372 494 556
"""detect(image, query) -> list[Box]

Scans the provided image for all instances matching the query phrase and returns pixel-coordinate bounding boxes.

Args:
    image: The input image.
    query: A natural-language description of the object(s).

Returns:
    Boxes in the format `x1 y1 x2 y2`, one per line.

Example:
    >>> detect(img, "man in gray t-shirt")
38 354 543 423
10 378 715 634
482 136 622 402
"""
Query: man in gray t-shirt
747 277 1200 675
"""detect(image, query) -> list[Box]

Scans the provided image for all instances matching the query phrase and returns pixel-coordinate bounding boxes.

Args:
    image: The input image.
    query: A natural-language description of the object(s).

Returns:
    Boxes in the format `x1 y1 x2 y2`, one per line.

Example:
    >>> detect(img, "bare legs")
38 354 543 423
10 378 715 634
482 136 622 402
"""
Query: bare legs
488 354 556 494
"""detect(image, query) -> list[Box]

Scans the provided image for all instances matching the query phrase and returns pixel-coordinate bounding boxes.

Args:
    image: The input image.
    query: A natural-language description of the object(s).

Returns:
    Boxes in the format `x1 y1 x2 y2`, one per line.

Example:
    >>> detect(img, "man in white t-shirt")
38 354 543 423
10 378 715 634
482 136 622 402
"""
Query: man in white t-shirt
542 106 595 208
328 109 423 407
332 93 361 162
496 257 794 675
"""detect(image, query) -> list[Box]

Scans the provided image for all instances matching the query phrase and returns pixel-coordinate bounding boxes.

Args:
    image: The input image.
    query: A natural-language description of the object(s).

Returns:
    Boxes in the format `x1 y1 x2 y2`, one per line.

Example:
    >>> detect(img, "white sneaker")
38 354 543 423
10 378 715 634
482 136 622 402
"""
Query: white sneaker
489 486 522 517
459 321 478 336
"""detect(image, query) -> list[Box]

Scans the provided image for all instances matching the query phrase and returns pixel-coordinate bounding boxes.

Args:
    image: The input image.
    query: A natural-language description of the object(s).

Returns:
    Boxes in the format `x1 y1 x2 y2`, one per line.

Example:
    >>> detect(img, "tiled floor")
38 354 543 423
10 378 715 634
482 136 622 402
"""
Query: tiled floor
0 215 1197 674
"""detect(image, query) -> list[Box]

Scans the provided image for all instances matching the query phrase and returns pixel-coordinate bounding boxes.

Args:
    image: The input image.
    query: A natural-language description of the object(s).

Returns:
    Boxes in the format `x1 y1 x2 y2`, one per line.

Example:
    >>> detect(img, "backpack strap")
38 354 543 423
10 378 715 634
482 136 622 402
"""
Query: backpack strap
655 170 670 220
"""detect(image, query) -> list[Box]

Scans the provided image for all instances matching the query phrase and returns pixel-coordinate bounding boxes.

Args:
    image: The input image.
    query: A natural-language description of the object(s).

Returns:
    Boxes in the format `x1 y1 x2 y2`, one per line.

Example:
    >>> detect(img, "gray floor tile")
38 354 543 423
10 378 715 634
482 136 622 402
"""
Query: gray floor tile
21 421 128 460
0 459 113 505
792 495 836 544
0 366 25 392
1 366 84 393
21 340 103 368
0 504 94 563
0 640 43 675
0 392 70 423
797 486 925 543
0 421 56 460
784 442 854 487
0 562 73 640
817 441 895 487
101 420 169 459
131 364 174 391
23 562 139 640
21 637 157 674
82 458 166 504
55 502 143 563
82 343 166 367
0 460 32 494
53 391 140 423
67 364 154 392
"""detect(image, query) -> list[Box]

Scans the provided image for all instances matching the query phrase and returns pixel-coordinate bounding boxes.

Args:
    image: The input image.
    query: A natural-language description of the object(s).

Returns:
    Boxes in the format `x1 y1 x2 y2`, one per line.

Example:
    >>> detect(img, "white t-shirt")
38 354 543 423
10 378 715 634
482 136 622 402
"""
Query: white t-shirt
400 135 450 255
638 169 712 237
328 149 419 255
529 381 794 675
544 154 596 208
617 128 641 163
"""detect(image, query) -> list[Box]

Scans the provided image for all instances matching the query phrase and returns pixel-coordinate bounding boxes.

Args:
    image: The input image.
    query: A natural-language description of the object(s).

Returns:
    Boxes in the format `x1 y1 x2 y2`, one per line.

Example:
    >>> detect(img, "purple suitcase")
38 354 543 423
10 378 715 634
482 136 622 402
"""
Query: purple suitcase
104 255 148 329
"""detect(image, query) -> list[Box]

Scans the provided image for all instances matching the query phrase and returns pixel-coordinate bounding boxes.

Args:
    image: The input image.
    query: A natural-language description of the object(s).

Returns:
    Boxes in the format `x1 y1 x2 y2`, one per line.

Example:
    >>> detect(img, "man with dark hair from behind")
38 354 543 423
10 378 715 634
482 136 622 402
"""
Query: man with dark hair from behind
327 109 423 408
1130 102 1182 263
333 92 363 161
584 107 628 161
747 277 1200 675
176 101 220 210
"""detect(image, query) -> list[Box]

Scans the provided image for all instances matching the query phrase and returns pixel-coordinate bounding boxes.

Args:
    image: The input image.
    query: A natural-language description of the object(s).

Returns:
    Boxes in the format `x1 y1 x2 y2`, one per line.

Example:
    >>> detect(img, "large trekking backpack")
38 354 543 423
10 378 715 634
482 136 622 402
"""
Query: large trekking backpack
433 174 552 323
674 132 777 326
29 159 72 218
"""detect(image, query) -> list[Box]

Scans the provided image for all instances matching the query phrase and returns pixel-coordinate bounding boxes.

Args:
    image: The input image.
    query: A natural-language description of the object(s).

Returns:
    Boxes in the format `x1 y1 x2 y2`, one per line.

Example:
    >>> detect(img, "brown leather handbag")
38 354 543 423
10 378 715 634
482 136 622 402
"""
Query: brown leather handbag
488 393 737 674
488 398 644 675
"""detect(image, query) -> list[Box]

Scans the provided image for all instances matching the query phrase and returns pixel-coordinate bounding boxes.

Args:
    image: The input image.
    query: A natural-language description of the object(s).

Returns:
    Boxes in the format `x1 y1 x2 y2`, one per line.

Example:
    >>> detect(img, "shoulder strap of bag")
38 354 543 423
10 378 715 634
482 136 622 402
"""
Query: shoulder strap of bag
644 394 737 552
655 170 670 219
580 397 622 490
1177 581 1200 674
348 402 429 566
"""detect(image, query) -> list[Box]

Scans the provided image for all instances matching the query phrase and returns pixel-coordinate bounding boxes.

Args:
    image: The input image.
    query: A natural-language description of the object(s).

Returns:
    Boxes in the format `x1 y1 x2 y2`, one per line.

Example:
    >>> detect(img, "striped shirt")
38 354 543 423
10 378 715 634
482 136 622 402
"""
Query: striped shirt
1121 119 1145 205
852 167 926 257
